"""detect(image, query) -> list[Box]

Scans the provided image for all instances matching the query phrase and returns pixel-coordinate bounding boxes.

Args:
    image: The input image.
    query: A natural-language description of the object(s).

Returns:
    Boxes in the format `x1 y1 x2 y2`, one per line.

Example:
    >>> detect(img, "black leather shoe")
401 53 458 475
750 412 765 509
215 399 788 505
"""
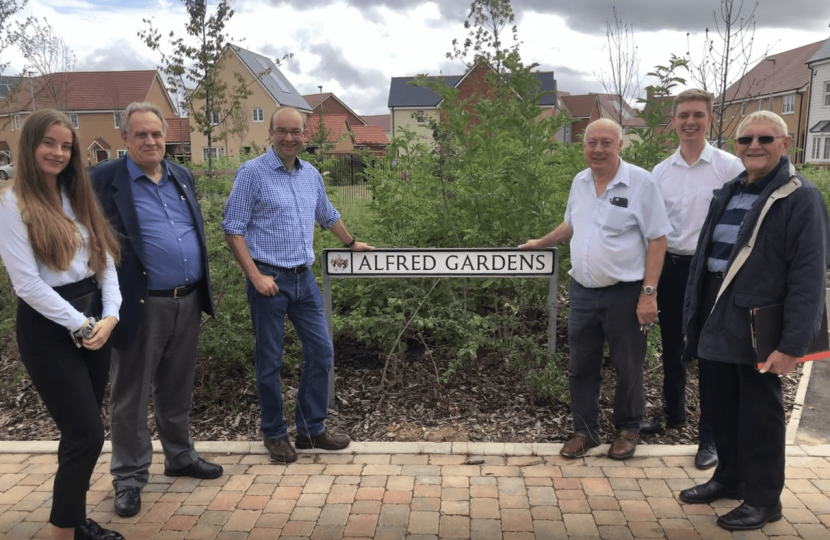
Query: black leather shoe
264 435 298 464
716 501 782 531
640 415 664 434
295 430 351 450
164 458 223 479
679 479 743 504
75 518 125 540
695 441 718 470
113 487 140 517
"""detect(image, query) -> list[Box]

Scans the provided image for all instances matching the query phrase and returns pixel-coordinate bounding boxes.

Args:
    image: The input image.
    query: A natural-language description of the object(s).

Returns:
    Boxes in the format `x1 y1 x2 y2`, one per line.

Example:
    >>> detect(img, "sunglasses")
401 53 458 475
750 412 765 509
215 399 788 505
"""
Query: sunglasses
735 135 786 145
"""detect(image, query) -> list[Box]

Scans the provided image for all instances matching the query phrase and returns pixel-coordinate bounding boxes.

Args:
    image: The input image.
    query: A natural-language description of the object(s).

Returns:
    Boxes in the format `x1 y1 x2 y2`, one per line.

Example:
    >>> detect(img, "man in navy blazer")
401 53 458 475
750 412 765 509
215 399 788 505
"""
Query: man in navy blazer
90 102 221 518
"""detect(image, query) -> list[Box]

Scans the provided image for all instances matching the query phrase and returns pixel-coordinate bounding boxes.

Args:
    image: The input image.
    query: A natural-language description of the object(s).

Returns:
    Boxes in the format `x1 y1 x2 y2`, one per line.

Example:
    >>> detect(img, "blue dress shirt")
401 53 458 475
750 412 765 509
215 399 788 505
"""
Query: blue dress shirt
127 155 204 289
222 149 341 268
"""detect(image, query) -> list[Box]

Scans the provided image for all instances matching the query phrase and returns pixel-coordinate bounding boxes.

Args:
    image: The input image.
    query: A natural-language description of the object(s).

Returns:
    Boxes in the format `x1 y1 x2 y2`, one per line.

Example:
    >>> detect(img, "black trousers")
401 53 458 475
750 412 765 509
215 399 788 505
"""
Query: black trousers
698 272 785 506
16 300 110 528
656 253 713 442
568 279 646 439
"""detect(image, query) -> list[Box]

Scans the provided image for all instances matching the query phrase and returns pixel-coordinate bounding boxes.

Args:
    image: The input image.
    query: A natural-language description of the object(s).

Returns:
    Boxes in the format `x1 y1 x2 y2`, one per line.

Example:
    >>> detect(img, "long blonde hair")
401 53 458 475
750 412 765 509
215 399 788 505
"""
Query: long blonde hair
12 109 120 275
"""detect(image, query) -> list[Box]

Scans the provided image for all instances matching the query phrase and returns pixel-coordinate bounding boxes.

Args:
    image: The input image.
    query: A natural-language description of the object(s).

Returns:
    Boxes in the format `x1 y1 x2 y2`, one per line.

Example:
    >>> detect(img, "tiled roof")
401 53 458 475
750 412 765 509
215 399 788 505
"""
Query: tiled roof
3 71 163 112
352 125 390 146
560 95 597 118
304 113 349 143
362 114 391 132
593 93 646 127
388 70 556 108
722 40 823 102
808 36 830 65
303 92 332 109
91 137 111 150
0 76 21 99
232 45 311 112
165 117 190 143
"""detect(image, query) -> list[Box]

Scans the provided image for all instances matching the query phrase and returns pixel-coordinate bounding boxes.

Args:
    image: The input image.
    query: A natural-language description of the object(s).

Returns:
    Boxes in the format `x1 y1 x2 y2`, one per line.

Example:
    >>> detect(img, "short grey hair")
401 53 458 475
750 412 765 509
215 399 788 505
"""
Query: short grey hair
120 102 169 135
584 118 623 140
736 110 788 138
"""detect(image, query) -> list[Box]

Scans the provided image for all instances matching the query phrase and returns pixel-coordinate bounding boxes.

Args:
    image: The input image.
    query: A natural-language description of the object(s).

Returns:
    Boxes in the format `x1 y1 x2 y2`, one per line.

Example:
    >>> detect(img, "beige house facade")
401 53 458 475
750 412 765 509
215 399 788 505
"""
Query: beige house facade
189 45 311 165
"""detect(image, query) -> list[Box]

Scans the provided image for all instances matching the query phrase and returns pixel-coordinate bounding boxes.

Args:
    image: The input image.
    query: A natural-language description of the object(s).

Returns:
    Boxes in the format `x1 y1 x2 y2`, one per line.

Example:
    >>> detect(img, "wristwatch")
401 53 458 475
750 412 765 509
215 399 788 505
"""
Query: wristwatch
70 317 98 347
344 237 356 248
642 285 656 295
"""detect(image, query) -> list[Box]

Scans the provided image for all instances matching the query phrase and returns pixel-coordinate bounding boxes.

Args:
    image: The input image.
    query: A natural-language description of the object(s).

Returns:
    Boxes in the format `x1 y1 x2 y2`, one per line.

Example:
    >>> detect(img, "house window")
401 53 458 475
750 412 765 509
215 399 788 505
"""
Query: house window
202 146 226 160
252 108 264 122
731 104 737 118
206 111 219 125
781 94 795 114
117 149 127 158
415 110 425 123
13 115 20 129
114 111 123 129
825 81 830 106
768 97 773 111
69 113 78 129
825 137 830 160
756 100 763 111
813 137 821 160
741 102 747 116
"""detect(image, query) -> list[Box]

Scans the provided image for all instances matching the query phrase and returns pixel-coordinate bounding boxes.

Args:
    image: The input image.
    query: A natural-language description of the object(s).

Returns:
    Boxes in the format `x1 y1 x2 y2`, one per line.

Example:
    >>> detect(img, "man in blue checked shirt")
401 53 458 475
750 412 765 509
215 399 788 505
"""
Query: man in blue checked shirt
223 106 373 464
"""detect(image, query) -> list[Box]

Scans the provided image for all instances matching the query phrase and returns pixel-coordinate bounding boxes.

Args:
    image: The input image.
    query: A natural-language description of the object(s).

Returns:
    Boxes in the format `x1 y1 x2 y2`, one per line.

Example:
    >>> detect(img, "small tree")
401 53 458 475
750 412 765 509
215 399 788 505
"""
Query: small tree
685 0 769 147
447 0 520 75
0 0 27 74
14 17 76 111
304 107 338 174
595 6 641 127
139 0 250 178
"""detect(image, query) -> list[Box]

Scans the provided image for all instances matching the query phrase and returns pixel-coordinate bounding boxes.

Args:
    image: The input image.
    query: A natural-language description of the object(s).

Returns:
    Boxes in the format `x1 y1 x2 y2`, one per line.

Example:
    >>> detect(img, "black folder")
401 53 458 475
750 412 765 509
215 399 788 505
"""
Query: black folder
751 303 830 369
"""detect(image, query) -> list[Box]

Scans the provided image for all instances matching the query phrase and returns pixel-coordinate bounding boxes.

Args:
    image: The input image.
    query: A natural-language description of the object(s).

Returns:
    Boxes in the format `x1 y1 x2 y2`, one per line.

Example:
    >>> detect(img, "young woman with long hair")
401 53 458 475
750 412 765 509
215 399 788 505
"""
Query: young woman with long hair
0 109 124 540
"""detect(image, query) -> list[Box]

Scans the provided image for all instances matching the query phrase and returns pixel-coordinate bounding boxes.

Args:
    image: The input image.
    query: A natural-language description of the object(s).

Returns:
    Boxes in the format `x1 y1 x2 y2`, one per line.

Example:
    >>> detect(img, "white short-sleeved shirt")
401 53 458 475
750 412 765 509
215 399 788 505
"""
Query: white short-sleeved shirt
653 144 744 256
565 160 672 288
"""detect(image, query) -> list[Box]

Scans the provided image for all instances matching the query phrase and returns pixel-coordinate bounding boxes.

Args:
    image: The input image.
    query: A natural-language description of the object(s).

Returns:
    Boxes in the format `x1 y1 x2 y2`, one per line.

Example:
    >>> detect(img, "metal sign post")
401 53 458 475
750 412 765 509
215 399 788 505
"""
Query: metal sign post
321 248 559 407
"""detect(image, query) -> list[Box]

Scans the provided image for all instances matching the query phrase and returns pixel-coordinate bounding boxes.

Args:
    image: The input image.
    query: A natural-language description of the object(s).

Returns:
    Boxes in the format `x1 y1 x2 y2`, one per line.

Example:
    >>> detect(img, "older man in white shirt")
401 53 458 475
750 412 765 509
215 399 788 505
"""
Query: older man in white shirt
645 89 745 470
521 118 671 460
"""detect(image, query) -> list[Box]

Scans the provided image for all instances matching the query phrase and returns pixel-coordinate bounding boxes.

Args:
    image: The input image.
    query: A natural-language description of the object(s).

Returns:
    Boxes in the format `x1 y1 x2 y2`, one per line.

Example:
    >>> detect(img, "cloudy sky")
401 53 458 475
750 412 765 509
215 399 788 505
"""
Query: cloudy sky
5 0 830 115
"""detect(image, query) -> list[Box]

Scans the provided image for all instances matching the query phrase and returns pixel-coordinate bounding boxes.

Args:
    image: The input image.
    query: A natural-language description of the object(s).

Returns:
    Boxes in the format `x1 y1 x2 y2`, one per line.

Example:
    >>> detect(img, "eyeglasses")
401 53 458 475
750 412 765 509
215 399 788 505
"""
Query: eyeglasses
274 129 304 139
735 135 786 145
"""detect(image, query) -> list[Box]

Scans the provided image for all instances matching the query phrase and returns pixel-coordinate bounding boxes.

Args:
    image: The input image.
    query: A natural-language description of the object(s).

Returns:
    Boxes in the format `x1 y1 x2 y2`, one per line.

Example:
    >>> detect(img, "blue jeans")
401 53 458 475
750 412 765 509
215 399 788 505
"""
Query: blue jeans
247 265 334 439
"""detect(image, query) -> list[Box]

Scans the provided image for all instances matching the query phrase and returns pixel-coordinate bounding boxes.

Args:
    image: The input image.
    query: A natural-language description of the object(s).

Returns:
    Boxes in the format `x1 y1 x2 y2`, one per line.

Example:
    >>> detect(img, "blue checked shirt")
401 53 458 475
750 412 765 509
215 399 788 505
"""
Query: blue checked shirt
222 149 341 268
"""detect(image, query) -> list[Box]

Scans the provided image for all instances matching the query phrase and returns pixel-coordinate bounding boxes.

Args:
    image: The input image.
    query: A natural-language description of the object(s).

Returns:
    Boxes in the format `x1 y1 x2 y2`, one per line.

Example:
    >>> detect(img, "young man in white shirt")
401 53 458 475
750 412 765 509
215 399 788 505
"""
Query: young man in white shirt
647 89 745 469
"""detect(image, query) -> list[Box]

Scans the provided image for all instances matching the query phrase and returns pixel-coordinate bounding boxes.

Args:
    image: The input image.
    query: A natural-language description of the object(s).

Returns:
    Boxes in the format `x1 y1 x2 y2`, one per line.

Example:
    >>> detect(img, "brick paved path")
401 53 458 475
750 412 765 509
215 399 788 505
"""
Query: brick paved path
2 444 830 539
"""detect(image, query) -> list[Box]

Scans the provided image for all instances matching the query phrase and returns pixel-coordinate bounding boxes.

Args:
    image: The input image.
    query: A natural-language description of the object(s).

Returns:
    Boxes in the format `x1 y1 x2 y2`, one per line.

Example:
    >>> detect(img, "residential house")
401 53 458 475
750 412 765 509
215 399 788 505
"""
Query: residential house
592 93 646 146
304 113 355 155
189 44 311 164
165 117 191 162
0 70 177 165
712 40 823 163
554 91 573 145
303 92 366 128
805 36 830 165
362 114 392 140
387 62 557 144
303 92 390 156
560 94 602 143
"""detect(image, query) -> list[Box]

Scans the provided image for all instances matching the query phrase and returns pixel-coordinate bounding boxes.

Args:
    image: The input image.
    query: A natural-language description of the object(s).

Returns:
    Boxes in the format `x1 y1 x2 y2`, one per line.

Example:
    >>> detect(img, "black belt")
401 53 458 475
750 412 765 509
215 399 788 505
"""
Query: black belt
254 260 308 274
667 253 693 264
148 283 199 298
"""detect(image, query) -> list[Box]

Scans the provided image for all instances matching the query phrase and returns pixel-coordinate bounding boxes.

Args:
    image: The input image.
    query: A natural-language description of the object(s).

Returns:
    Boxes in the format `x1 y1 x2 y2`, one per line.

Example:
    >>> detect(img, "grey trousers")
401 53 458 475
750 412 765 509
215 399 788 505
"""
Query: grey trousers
110 293 201 490
567 279 646 440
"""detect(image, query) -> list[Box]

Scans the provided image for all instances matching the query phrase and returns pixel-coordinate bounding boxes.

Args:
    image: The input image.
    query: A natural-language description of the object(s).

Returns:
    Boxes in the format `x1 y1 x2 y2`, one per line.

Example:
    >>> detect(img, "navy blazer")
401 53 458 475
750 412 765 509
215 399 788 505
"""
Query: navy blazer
90 157 215 349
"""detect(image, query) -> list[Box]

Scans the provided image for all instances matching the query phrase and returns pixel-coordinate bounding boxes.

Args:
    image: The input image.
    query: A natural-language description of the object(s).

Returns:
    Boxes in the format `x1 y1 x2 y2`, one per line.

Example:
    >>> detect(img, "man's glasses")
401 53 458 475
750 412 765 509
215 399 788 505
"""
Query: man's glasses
735 135 785 145
274 129 304 139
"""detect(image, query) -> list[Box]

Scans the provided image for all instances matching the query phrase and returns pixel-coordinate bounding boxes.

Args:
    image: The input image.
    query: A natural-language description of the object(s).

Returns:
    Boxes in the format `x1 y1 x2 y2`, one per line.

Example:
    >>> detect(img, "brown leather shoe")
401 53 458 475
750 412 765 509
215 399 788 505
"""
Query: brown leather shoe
560 432 601 458
608 430 638 460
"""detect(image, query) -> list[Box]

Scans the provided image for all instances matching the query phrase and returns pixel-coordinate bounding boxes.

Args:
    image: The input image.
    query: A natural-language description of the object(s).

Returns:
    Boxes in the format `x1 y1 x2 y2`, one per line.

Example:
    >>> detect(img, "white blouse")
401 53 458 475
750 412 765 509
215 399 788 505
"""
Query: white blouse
0 189 121 331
